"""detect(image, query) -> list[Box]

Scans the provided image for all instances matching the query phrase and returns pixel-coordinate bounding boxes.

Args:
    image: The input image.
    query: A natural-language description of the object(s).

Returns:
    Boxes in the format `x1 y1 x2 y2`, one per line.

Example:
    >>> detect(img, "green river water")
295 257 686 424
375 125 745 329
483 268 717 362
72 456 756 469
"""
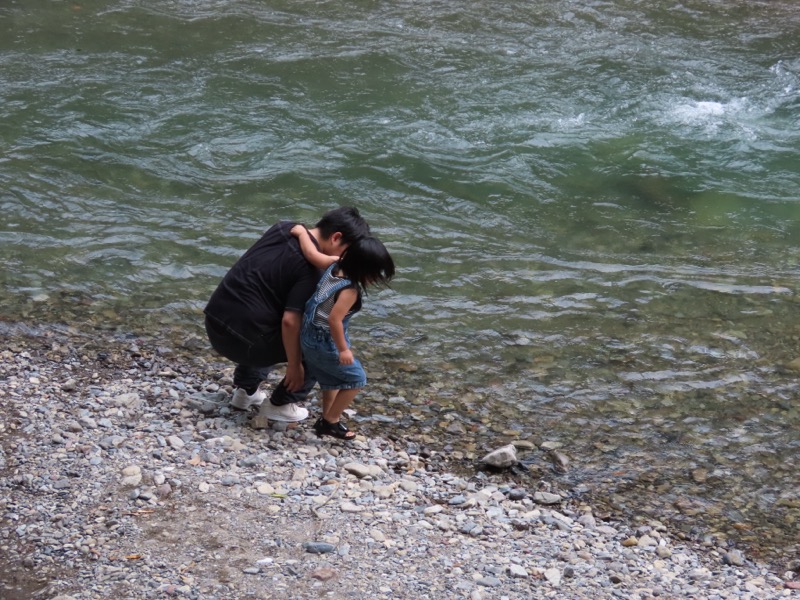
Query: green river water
1 0 799 569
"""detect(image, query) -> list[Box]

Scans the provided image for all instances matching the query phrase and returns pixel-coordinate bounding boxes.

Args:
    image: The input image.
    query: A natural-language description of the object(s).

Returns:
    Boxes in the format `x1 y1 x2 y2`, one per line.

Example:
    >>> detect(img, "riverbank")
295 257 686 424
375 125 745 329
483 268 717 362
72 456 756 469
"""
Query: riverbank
0 324 796 599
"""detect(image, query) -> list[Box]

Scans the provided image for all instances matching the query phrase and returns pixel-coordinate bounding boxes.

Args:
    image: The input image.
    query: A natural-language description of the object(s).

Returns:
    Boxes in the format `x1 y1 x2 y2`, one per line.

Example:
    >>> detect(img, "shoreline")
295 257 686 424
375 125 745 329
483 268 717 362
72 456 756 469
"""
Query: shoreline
0 324 796 599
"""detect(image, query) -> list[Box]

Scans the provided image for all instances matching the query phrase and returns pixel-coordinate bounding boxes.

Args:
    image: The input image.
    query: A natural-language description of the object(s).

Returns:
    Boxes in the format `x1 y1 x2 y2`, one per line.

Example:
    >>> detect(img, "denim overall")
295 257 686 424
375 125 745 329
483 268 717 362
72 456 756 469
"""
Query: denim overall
300 264 366 390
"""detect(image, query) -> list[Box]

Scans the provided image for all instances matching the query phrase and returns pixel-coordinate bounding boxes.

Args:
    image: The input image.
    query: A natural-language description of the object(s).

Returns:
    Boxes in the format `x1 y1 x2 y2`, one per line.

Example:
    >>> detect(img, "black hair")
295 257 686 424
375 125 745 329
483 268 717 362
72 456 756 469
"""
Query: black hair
315 206 370 246
338 236 395 293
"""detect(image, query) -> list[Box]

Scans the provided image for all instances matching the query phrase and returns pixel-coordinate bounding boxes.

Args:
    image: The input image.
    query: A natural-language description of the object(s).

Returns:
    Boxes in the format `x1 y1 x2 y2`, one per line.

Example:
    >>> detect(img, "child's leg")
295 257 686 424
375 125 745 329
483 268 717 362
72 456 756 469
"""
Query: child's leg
323 388 361 423
321 389 337 417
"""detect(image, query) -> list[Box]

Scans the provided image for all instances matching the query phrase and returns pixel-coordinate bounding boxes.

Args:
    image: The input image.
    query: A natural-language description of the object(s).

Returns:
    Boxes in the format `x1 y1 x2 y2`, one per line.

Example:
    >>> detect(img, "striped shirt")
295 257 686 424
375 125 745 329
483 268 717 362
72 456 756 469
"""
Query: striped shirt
312 268 360 330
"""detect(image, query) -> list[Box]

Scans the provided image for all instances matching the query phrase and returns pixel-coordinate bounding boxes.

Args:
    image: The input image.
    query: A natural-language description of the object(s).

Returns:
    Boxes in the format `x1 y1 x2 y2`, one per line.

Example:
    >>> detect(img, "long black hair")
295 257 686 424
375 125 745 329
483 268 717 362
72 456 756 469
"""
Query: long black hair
338 236 395 293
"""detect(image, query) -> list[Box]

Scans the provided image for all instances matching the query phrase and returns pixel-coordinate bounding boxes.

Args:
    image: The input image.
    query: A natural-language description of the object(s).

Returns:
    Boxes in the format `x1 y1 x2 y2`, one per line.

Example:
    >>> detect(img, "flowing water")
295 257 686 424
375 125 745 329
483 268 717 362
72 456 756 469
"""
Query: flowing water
2 0 799 569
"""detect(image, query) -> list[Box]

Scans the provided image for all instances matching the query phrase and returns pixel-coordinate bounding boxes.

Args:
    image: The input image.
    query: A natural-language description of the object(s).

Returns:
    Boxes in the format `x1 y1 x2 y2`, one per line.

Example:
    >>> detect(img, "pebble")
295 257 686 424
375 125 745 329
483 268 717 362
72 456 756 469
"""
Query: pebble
303 542 336 554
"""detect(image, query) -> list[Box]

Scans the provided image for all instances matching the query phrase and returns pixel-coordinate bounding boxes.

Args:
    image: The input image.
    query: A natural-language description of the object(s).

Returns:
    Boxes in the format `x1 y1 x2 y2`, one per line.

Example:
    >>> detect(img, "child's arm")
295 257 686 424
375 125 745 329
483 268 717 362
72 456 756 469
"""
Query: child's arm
291 224 338 270
328 288 359 365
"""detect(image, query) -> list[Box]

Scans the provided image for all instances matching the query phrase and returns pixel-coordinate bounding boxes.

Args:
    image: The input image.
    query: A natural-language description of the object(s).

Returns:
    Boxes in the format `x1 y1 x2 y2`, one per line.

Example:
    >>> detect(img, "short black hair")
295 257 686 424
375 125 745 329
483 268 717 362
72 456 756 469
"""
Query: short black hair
315 206 370 246
339 236 395 293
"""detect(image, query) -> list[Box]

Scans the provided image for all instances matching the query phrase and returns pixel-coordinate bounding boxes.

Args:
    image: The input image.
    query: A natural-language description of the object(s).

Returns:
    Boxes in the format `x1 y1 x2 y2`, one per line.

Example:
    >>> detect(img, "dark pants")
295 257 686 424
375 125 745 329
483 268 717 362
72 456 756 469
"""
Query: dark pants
205 315 316 406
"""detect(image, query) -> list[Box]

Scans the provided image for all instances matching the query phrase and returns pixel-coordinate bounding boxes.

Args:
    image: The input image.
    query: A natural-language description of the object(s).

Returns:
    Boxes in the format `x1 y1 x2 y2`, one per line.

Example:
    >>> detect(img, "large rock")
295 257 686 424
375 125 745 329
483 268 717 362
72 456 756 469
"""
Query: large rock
481 444 518 469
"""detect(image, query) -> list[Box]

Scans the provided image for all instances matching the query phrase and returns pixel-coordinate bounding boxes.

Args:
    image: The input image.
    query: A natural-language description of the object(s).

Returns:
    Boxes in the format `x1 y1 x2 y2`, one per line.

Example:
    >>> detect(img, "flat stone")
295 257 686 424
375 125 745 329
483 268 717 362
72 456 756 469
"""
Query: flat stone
508 565 528 578
257 483 275 495
638 535 657 547
120 474 142 487
344 463 383 479
399 480 418 493
311 567 337 581
544 567 562 586
533 491 562 505
303 542 336 554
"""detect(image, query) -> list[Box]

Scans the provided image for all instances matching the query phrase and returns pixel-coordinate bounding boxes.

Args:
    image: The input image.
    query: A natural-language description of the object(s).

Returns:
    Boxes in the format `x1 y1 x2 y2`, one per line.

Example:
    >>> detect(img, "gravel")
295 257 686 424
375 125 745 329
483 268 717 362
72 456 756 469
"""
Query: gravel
0 328 796 599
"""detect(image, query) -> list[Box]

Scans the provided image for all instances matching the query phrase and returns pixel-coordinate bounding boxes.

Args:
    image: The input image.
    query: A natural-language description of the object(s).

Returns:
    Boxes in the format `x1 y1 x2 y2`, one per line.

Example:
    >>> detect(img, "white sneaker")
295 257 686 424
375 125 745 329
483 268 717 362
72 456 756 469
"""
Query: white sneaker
230 388 266 410
257 402 309 422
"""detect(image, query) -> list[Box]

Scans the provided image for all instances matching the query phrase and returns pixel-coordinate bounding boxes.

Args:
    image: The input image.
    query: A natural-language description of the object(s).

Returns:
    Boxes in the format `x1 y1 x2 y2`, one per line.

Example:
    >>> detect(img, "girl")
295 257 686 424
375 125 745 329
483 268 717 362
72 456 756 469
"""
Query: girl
291 225 395 439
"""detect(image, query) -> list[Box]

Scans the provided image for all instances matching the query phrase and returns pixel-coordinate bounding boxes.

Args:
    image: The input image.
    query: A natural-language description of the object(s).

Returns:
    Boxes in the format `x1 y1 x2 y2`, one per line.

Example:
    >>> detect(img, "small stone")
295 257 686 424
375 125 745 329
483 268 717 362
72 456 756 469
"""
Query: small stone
400 480 418 493
656 545 672 558
723 550 746 566
242 567 260 575
257 483 275 495
78 416 97 429
508 565 528 578
508 489 526 501
622 537 639 547
549 450 570 473
303 542 336 554
476 576 502 587
120 474 142 487
785 357 800 372
250 415 270 430
544 568 561 586
540 441 563 450
374 485 394 499
533 492 562 505
638 535 657 547
167 436 185 449
344 463 383 479
311 567 337 581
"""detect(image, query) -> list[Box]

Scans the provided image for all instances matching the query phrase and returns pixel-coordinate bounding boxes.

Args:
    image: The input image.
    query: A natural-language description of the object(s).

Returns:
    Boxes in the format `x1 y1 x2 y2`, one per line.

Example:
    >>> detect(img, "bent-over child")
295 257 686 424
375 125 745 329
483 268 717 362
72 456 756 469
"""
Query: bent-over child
291 224 394 439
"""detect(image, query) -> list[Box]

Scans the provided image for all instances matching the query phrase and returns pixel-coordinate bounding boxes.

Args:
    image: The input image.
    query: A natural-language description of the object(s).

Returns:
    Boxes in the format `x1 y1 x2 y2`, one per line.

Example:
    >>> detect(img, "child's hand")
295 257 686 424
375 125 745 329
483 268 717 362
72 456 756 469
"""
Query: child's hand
291 224 306 237
338 349 354 365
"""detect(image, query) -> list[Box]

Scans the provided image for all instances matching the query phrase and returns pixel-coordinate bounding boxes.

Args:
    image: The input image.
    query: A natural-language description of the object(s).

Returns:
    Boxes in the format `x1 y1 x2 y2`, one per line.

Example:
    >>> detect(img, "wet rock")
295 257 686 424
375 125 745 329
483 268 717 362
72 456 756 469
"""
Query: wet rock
533 491 562 505
723 549 746 566
549 450 570 473
480 444 517 469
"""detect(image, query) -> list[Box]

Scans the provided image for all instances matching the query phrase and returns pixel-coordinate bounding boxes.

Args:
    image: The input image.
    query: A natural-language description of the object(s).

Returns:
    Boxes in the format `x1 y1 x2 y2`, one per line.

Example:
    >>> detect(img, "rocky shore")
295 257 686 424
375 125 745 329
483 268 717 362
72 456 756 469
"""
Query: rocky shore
1 324 796 599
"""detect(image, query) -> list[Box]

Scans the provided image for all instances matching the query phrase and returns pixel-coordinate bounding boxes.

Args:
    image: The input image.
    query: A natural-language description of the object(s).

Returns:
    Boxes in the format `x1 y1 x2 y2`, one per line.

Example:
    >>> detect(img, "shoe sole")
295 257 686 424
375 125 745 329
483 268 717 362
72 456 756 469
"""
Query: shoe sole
230 399 263 410
258 406 309 422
